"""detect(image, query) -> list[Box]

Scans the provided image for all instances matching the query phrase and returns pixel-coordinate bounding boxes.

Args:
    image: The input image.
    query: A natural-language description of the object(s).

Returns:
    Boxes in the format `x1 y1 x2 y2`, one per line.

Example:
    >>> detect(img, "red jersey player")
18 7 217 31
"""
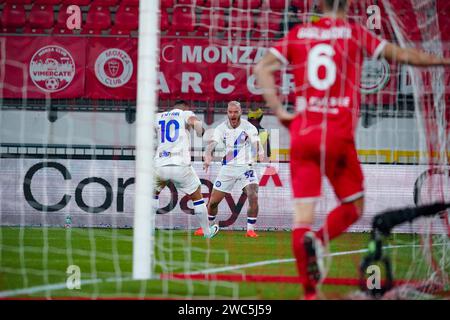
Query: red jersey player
254 0 450 300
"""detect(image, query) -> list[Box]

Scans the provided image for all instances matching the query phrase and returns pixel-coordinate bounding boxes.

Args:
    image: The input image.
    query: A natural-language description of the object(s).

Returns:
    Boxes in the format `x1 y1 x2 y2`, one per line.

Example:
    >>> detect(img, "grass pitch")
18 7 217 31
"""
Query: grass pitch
0 227 443 299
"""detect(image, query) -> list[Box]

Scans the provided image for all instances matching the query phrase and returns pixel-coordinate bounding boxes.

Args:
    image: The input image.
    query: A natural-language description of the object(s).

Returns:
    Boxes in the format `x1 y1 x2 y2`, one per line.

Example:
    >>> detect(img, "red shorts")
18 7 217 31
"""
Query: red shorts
289 128 364 202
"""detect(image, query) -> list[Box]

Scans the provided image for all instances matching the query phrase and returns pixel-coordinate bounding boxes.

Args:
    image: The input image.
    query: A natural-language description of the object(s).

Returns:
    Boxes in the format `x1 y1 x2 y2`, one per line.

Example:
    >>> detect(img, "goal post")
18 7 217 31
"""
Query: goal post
132 0 161 280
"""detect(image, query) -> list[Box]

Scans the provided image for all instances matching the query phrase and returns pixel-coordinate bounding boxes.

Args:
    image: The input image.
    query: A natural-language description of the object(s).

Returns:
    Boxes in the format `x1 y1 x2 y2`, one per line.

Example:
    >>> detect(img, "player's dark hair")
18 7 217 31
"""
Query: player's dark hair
323 0 348 11
174 99 189 107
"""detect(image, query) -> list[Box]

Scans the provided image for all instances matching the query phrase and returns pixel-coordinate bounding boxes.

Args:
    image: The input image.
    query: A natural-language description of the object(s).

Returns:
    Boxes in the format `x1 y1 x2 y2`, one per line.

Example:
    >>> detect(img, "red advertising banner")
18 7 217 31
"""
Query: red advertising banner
1 36 86 99
159 38 215 101
0 35 447 103
85 37 138 100
159 37 294 102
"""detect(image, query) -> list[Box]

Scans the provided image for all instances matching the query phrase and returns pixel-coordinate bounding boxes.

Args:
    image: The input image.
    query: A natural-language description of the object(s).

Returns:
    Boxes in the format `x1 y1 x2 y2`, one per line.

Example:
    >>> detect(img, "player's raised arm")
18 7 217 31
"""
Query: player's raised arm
249 126 266 163
254 52 295 125
381 42 450 67
256 140 268 163
203 140 217 173
204 124 223 172
187 115 205 137
359 24 449 67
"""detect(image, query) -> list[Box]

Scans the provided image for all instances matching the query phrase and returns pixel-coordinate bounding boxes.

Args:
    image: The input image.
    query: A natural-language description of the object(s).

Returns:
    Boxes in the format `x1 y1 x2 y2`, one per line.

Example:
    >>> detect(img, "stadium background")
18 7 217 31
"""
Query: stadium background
1 0 449 230
0 0 449 299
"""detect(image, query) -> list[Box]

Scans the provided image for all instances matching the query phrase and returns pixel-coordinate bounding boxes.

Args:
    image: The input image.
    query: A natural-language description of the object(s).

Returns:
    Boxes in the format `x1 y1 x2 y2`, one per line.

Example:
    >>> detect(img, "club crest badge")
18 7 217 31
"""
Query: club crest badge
95 48 133 88
29 45 76 93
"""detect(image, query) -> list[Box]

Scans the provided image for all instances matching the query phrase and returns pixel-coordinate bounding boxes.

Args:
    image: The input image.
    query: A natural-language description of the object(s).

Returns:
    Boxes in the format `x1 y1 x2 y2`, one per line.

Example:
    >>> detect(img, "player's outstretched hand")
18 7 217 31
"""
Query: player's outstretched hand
258 153 269 163
203 148 214 173
203 154 212 173
277 108 296 122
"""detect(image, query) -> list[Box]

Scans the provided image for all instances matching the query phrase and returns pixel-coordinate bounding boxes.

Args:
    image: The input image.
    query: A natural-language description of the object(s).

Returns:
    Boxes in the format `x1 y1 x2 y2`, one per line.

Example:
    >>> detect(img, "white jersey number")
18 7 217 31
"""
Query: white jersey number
307 44 336 91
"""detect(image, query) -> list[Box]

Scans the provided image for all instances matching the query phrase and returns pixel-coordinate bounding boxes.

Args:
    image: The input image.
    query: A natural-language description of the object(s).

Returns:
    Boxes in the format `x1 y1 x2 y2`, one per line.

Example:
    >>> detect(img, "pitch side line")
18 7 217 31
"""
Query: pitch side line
0 243 443 298
0 276 139 298
184 243 432 275
0 278 103 298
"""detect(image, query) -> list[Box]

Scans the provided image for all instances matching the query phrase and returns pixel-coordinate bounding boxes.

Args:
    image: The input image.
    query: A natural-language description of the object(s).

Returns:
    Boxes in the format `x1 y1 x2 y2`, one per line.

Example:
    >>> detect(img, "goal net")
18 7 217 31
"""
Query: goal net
0 0 448 300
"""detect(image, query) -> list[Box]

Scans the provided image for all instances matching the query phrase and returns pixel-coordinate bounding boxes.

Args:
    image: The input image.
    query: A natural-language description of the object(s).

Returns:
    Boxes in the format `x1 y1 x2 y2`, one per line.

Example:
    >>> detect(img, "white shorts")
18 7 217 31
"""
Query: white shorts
213 165 258 193
155 165 201 195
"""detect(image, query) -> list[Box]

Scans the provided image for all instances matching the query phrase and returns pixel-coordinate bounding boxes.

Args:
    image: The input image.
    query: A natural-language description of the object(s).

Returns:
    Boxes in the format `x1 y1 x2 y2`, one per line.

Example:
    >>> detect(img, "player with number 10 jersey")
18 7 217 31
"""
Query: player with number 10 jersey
154 100 219 239
155 108 195 168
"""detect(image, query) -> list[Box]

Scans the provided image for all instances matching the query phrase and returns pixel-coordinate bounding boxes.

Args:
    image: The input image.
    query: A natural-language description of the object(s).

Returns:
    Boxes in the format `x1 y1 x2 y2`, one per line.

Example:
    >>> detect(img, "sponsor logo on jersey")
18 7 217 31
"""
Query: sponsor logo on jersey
215 181 222 188
95 48 133 88
160 151 171 158
29 45 76 92
361 58 390 94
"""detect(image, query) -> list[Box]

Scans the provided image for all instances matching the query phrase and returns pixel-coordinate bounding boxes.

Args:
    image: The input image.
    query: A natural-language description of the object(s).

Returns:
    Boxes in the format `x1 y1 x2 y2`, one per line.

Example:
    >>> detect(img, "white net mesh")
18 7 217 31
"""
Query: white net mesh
0 0 448 299
387 0 449 297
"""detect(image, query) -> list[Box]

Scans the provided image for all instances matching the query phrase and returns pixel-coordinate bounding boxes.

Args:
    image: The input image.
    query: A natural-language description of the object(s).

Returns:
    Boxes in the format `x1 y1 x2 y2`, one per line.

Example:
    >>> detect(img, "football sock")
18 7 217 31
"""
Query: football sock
292 224 316 295
247 217 257 231
316 203 359 242
152 195 159 212
193 199 210 236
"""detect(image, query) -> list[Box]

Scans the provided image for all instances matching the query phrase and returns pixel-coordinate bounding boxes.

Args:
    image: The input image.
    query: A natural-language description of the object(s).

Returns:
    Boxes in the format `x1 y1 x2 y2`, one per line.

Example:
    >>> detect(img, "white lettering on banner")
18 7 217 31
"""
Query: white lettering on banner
254 47 267 64
0 159 447 234
162 43 404 98
160 70 295 96
204 46 220 63
158 72 170 93
214 73 235 94
222 46 237 64
182 45 202 63
181 45 268 65
219 46 254 64
181 72 202 93
247 74 263 95
161 44 176 63
239 46 253 64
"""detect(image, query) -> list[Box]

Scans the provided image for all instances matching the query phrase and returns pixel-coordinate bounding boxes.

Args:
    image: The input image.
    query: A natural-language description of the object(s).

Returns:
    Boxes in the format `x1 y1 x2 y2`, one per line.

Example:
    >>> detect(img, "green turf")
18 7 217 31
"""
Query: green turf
0 227 444 299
